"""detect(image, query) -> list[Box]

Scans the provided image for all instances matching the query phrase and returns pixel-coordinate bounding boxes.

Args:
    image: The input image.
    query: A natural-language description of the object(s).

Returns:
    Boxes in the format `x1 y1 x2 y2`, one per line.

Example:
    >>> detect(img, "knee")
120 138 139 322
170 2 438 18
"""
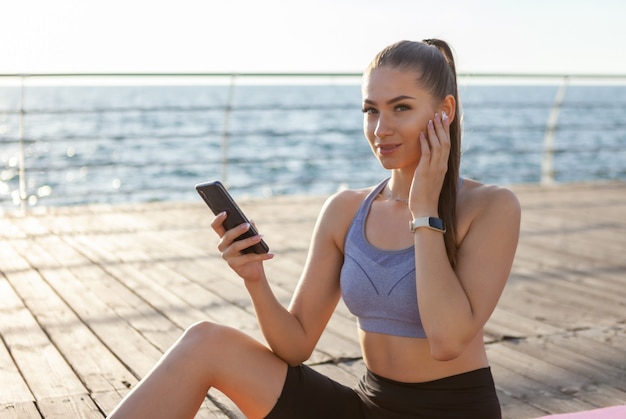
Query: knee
179 320 237 354
181 320 220 346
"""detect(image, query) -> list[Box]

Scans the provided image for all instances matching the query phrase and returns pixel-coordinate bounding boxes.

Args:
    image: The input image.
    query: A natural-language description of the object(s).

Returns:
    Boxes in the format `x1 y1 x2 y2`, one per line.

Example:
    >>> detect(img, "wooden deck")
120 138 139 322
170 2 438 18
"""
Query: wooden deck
1 181 625 418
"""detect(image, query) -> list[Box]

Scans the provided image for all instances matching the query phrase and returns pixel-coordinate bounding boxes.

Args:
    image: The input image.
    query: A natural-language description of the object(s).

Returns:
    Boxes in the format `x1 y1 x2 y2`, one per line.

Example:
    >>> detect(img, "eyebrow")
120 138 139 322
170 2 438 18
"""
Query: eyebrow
362 95 416 105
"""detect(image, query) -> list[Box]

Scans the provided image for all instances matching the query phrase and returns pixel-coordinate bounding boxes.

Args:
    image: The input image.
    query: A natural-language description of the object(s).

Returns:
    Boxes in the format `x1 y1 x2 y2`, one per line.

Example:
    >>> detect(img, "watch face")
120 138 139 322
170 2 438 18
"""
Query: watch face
429 217 445 231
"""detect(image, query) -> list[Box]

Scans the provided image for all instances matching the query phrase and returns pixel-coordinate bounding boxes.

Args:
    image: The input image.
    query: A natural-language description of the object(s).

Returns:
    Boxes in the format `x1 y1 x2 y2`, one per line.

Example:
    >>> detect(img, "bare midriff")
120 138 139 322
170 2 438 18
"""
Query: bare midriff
359 329 489 383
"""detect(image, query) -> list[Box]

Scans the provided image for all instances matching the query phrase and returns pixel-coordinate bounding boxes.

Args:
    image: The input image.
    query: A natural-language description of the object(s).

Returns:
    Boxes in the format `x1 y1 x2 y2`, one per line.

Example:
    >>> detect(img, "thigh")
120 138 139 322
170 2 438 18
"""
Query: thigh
107 321 289 419
265 364 365 419
195 322 289 419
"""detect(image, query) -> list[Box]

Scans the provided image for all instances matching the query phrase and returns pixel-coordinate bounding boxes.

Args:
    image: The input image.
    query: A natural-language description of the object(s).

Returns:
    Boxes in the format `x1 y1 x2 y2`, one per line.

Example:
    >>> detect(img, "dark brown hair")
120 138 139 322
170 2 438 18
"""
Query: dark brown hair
365 39 462 268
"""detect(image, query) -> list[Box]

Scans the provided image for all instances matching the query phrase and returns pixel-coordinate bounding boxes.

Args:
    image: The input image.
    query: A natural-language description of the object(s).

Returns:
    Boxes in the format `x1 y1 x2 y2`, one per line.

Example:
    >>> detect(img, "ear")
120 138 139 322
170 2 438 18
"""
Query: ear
439 94 456 123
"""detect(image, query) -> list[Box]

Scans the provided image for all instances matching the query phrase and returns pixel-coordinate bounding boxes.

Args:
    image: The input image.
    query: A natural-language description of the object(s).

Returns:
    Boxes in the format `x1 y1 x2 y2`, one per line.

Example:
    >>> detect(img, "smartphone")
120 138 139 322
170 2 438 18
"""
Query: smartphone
195 181 269 254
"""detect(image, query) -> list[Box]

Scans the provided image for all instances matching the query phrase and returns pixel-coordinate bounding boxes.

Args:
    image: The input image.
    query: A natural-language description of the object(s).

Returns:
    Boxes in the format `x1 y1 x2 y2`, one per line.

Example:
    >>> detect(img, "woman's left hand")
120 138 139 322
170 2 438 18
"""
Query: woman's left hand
409 111 451 217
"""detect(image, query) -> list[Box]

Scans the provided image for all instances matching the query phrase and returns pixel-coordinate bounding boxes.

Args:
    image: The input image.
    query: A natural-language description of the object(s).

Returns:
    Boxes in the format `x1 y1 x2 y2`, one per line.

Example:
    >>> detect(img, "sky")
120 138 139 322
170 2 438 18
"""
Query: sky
2 0 626 76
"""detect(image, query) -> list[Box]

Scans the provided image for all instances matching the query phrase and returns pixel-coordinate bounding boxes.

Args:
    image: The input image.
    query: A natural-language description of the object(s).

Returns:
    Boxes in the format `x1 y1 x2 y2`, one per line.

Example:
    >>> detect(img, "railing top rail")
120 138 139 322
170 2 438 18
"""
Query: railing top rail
1 72 626 79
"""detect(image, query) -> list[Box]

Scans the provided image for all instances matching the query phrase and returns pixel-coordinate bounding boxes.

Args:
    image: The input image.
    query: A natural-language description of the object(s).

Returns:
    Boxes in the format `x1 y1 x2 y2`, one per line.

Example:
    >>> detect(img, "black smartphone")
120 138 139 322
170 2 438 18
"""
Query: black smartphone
195 180 269 254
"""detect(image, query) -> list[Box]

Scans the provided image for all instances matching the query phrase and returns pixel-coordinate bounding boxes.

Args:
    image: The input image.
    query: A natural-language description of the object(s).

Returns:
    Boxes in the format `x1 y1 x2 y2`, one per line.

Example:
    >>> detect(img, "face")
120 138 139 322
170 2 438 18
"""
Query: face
361 66 438 170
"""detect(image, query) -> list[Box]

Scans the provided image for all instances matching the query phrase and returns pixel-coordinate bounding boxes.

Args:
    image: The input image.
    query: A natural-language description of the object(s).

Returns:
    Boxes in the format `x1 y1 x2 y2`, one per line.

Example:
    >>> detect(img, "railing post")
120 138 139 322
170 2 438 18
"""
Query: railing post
221 74 236 187
541 76 569 185
18 75 27 213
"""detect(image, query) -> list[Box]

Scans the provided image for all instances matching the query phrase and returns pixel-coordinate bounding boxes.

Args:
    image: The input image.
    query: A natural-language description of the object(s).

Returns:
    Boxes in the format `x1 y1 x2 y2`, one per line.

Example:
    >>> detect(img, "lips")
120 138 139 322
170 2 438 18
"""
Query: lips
376 143 401 155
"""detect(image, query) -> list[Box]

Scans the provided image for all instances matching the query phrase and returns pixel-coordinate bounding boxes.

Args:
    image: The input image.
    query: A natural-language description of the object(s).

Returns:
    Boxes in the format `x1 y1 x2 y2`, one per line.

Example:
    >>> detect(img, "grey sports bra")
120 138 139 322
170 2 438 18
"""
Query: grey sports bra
339 178 425 338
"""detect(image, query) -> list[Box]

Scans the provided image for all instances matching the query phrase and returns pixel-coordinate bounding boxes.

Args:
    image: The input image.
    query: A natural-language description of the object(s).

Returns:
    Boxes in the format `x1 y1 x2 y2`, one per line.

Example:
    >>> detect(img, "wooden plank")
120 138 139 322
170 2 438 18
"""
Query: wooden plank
498 392 548 419
0 278 88 401
92 390 230 419
497 285 604 331
100 262 213 329
486 306 562 340
37 263 165 379
90 390 128 418
521 232 625 269
0 217 27 240
513 276 625 321
311 362 361 386
0 239 32 273
29 234 235 417
36 395 103 419
0 292 34 404
5 267 138 394
35 267 230 416
575 325 626 372
334 358 366 380
1 228 136 397
0 402 41 419
489 358 596 414
20 234 185 351
488 343 617 411
501 335 626 396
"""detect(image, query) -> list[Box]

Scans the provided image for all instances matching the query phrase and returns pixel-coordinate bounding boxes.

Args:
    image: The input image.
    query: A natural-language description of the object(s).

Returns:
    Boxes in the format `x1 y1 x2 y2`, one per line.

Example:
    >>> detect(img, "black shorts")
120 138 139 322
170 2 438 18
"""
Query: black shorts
265 365 501 419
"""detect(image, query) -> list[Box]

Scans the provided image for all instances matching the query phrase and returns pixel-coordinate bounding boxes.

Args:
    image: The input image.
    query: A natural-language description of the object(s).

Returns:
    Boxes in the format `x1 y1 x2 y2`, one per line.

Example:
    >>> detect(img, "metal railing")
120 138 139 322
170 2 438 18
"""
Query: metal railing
1 72 625 212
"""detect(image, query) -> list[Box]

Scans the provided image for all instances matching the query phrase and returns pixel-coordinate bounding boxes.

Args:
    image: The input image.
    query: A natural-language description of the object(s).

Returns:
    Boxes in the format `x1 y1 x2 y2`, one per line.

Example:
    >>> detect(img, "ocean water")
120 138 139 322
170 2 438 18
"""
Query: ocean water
0 82 625 209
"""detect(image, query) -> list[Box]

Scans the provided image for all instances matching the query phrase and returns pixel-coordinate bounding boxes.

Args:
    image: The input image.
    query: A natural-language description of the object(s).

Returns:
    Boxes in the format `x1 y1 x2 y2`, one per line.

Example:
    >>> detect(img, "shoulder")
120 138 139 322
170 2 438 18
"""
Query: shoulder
318 186 370 226
460 178 519 212
457 179 521 243
324 187 370 211
314 186 374 251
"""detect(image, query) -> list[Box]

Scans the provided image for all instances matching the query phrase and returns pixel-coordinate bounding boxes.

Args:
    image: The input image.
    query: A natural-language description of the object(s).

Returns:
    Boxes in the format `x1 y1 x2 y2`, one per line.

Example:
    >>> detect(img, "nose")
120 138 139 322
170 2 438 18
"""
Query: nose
373 114 393 138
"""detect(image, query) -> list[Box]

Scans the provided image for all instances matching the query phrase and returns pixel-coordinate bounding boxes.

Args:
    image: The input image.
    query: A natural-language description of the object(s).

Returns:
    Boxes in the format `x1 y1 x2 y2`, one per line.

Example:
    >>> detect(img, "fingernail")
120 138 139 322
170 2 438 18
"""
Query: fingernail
428 120 433 128
442 111 448 121
241 223 250 230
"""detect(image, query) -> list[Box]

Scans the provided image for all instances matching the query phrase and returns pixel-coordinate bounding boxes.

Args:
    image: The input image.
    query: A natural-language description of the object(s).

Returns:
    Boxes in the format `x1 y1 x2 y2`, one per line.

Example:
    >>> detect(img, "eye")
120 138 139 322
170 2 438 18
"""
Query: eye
361 106 377 115
395 104 410 112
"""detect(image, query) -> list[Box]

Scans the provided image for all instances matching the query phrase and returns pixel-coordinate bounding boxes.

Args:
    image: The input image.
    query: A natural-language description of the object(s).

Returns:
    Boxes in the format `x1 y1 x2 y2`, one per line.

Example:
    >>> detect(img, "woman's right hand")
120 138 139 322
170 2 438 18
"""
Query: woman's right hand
210 211 274 282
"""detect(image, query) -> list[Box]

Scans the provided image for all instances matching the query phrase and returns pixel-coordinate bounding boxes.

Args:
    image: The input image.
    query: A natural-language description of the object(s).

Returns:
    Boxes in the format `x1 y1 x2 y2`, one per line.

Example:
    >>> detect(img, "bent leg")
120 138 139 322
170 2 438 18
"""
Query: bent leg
107 321 288 419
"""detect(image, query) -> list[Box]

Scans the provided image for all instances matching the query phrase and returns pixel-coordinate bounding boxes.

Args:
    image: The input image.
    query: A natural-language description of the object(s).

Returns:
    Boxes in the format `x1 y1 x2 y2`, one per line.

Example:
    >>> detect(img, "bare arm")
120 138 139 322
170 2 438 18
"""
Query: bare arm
212 191 356 365
414 186 520 360
409 110 521 360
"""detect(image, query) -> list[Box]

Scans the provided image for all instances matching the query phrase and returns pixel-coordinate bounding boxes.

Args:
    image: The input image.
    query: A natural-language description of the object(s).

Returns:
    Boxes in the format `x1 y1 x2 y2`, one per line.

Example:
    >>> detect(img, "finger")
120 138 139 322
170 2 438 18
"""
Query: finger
426 118 442 161
442 110 451 129
221 236 274 265
434 112 450 150
217 221 250 252
419 131 430 164
427 118 440 145
434 113 451 170
231 233 266 255
225 221 251 242
210 211 228 237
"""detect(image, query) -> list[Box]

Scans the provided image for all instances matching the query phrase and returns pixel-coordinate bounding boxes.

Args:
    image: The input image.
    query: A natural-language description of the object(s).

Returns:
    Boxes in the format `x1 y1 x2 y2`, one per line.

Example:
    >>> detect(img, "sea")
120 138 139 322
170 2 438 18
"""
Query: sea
0 81 625 210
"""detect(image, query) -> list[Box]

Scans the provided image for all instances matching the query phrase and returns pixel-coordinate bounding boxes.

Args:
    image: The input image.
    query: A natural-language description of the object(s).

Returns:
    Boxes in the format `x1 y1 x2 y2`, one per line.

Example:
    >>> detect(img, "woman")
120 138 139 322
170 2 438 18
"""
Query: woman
108 39 521 419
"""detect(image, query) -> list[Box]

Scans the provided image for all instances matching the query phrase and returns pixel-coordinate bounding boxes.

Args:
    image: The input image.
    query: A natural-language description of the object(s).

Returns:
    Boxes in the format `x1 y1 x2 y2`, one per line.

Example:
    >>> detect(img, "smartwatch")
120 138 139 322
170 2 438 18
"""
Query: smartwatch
410 217 446 233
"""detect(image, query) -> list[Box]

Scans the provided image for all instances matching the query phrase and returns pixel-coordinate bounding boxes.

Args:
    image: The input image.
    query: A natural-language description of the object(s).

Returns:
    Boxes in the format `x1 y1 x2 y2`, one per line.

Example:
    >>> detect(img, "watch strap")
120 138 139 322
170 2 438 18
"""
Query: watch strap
410 216 446 233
